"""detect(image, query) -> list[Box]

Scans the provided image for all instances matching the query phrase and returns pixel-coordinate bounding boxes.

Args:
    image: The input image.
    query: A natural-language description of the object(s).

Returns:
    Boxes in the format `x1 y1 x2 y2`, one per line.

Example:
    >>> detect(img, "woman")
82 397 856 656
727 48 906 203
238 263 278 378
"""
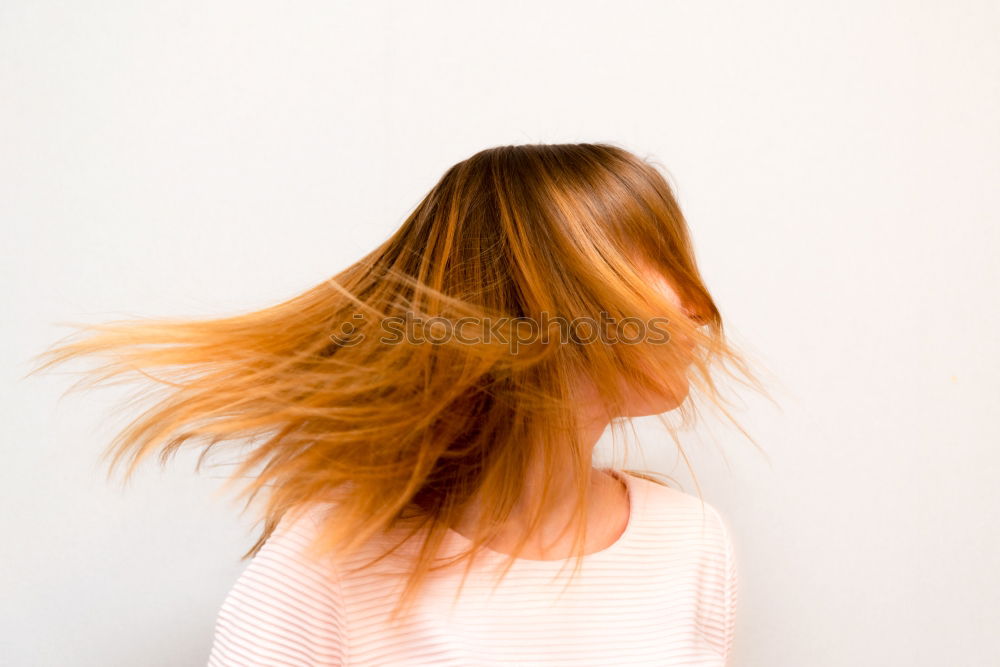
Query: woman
33 142 767 665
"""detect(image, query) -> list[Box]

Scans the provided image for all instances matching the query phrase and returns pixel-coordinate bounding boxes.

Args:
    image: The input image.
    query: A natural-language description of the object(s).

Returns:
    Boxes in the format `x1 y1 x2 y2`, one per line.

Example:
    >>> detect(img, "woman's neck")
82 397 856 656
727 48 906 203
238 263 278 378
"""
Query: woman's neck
450 466 629 560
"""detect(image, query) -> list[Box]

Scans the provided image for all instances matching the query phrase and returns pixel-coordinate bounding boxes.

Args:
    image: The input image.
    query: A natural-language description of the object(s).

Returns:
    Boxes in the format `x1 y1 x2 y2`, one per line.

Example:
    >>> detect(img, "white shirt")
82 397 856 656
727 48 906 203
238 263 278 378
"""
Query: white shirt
207 469 738 666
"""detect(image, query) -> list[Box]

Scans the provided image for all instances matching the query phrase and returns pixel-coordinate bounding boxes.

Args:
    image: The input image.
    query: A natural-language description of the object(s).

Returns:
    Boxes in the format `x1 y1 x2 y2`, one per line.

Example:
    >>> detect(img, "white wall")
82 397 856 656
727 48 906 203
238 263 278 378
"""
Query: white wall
4 1 998 665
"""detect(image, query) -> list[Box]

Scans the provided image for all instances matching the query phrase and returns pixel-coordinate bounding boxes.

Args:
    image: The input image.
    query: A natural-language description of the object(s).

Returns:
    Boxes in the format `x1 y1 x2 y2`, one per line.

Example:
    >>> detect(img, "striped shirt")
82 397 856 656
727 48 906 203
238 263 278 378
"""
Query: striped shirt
207 470 738 666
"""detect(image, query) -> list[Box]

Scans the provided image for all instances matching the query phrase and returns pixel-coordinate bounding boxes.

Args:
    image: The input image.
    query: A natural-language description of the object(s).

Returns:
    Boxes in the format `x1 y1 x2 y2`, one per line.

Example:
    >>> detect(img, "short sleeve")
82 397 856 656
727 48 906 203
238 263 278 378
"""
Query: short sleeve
206 511 346 666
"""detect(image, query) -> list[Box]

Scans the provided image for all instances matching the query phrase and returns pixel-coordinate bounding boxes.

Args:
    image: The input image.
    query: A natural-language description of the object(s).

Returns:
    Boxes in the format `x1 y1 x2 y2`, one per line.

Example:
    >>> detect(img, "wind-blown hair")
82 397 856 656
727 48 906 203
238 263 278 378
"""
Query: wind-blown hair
29 142 771 622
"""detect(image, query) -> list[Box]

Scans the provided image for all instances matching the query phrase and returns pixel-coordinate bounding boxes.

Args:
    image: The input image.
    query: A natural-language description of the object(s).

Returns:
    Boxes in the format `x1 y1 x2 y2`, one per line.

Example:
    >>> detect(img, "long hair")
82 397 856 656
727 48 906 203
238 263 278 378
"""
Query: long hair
28 142 771 622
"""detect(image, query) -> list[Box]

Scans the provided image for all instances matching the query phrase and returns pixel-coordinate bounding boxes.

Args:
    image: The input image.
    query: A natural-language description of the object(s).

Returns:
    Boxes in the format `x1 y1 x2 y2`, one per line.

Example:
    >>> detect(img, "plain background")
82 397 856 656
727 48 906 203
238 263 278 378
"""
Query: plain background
4 1 998 665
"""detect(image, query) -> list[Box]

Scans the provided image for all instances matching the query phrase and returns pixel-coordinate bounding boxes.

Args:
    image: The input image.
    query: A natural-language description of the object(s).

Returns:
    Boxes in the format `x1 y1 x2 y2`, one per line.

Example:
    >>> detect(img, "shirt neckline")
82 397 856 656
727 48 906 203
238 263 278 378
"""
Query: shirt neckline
444 468 637 566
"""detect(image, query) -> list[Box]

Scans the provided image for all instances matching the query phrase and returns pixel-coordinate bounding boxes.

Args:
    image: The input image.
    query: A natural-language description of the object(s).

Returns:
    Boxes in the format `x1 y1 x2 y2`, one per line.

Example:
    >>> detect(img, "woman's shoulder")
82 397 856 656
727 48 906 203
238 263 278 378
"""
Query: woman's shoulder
621 468 715 508
207 504 347 665
621 469 733 547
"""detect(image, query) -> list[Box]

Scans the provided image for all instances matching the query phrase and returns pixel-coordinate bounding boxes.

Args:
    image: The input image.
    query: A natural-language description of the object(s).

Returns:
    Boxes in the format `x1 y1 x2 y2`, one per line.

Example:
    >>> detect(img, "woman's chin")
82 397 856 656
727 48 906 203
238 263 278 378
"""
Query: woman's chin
625 384 690 417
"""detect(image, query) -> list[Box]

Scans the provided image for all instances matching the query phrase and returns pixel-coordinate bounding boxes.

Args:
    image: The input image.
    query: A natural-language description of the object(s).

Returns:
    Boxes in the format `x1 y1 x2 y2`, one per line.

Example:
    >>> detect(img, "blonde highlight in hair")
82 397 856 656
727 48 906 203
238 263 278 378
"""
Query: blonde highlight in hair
28 142 773 622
